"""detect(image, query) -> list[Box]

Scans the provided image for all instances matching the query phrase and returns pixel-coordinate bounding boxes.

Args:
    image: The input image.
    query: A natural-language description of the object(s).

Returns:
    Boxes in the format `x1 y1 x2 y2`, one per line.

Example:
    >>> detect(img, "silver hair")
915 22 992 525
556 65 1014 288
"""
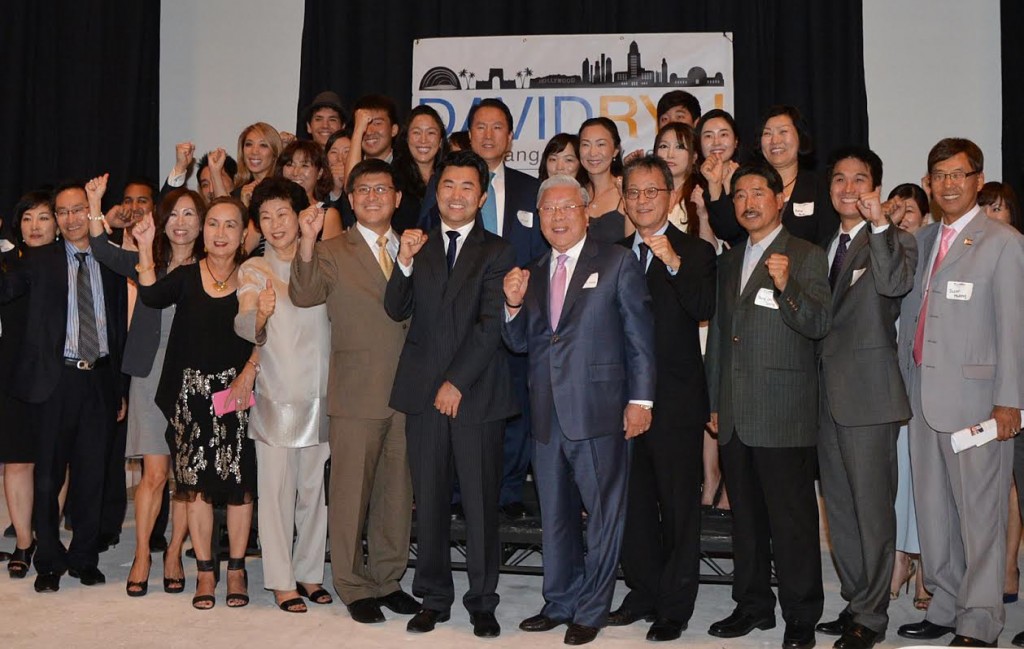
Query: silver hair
537 174 590 208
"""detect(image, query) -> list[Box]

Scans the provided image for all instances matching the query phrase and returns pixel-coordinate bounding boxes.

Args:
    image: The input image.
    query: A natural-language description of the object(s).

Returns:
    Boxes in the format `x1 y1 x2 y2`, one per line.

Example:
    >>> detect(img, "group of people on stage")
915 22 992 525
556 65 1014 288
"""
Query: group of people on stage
1 86 1023 648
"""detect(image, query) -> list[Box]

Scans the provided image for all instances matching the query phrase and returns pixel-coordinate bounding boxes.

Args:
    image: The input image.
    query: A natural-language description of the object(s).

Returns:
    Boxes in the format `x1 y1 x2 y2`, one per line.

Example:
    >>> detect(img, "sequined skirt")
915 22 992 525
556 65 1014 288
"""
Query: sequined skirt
166 367 256 505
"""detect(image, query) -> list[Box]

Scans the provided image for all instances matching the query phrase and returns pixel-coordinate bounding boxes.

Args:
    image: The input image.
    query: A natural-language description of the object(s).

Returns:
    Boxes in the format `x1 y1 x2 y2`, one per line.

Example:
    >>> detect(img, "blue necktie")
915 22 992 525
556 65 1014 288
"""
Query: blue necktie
828 233 851 289
481 171 498 234
446 230 460 273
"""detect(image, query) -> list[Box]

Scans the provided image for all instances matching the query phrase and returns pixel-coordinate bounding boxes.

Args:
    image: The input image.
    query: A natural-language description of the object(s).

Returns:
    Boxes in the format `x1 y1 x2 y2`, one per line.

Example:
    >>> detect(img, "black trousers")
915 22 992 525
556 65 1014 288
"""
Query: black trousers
406 409 503 614
719 434 824 625
100 414 128 537
33 364 116 574
619 419 704 622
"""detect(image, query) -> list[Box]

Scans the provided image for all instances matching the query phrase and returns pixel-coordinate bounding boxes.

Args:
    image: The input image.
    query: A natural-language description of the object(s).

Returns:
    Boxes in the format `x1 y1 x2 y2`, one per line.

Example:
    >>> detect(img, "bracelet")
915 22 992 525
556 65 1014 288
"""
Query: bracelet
87 213 105 222
505 300 523 309
134 262 155 274
246 359 261 374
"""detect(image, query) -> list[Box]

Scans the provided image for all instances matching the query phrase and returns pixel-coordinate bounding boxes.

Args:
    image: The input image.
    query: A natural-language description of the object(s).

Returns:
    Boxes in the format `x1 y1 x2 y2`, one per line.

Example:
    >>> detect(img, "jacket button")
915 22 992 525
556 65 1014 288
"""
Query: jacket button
552 335 560 343
402 324 408 330
732 336 740 343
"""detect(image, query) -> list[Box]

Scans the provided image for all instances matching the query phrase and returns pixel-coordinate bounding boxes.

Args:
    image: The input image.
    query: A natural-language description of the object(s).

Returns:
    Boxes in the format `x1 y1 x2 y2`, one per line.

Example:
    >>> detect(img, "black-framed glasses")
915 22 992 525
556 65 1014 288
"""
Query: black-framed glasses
625 187 671 201
353 185 395 196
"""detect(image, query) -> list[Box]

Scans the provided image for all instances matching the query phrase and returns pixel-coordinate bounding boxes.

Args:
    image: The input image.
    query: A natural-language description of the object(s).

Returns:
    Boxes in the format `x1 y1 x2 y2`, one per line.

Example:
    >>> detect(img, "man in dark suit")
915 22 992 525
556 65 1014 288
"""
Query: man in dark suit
607 156 716 642
384 150 518 637
705 163 831 649
503 174 656 646
0 181 126 592
813 147 917 649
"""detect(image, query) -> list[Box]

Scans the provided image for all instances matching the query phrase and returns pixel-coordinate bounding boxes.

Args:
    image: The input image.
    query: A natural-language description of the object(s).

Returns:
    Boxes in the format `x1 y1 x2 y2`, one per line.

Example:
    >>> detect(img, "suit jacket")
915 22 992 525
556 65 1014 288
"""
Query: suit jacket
706 226 831 447
898 211 1024 432
385 222 518 424
618 224 716 428
502 237 656 442
820 224 916 426
290 227 409 419
0 241 126 405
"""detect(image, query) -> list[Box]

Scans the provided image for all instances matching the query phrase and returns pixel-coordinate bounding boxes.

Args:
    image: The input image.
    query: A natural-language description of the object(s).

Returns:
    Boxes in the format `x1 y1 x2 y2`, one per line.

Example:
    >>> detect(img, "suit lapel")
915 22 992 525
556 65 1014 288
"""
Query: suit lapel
832 227 868 305
738 229 788 302
556 237 598 331
934 212 985 278
346 228 389 290
530 251 553 330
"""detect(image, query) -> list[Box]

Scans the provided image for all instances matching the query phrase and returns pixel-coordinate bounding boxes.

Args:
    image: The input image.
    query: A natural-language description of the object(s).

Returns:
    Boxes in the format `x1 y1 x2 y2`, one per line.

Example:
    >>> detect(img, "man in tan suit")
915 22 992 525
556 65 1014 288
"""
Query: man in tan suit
290 158 419 623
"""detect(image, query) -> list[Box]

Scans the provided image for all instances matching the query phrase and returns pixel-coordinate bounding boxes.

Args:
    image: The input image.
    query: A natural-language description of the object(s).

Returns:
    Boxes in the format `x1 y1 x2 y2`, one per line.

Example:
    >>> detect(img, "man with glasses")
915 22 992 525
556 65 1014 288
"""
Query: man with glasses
896 138 1024 648
503 174 655 645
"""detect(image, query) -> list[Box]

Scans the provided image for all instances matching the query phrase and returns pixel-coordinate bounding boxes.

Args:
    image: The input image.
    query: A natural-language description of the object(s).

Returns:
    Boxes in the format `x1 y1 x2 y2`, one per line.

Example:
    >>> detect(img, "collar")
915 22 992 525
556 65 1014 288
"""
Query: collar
64 239 92 256
746 223 783 253
552 235 587 265
942 204 981 237
355 222 397 249
440 219 476 239
632 222 669 249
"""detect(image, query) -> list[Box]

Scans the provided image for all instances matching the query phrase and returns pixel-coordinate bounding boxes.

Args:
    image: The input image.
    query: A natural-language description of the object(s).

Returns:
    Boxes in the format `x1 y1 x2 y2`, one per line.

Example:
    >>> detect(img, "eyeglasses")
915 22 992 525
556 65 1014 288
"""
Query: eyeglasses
55 205 88 219
625 187 671 201
928 170 980 184
353 185 394 196
538 204 584 216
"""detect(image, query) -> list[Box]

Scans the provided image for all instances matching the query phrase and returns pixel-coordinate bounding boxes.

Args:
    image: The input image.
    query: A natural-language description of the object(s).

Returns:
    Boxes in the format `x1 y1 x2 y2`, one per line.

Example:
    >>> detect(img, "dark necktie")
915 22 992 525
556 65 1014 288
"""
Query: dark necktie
75 252 100 363
828 233 851 289
445 230 460 273
638 242 651 271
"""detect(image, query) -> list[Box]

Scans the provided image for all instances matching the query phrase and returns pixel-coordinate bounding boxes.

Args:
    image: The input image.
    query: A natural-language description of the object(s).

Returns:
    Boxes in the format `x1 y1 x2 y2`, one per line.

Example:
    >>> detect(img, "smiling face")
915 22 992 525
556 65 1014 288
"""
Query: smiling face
122 183 154 220
243 131 275 177
578 123 619 177
538 185 589 253
306 107 342 146
623 167 671 234
361 109 398 159
700 117 738 162
407 114 443 165
546 143 580 179
733 173 784 243
203 202 245 260
20 202 57 248
165 195 202 247
55 187 90 250
198 166 233 204
257 198 299 253
436 165 487 229
470 106 513 170
898 199 925 234
655 129 692 183
829 157 875 221
760 114 800 169
282 150 319 195
930 152 984 222
348 171 400 233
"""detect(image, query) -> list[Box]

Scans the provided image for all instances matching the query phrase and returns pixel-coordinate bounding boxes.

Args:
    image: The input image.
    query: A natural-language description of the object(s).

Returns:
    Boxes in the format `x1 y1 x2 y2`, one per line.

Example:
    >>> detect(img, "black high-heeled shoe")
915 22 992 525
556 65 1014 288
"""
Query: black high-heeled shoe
163 549 185 593
226 557 249 608
192 559 217 610
126 554 151 597
8 542 35 579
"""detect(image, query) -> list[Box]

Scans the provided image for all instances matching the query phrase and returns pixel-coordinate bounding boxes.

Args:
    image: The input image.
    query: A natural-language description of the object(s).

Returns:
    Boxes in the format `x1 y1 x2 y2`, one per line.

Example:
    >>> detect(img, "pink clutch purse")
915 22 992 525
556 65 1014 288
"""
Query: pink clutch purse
211 389 255 417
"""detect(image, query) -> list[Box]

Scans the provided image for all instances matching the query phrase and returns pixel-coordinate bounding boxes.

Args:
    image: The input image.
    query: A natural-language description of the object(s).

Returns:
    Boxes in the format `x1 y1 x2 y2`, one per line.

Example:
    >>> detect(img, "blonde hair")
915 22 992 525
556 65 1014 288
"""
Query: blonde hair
234 122 283 189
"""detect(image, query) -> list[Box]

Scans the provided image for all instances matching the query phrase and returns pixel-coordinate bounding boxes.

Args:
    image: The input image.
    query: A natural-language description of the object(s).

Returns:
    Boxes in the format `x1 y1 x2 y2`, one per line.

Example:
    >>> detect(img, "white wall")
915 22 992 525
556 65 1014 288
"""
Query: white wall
159 0 305 178
864 0 1002 193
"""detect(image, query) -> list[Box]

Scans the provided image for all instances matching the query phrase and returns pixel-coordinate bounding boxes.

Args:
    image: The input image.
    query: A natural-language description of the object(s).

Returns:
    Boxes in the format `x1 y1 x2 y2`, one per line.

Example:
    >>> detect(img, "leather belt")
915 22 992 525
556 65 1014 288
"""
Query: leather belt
63 356 109 370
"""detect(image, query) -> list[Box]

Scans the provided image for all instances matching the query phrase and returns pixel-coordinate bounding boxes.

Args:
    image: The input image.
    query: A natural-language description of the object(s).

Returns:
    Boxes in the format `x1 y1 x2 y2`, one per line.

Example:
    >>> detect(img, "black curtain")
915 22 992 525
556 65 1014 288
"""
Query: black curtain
298 0 867 171
1002 0 1023 199
0 0 160 224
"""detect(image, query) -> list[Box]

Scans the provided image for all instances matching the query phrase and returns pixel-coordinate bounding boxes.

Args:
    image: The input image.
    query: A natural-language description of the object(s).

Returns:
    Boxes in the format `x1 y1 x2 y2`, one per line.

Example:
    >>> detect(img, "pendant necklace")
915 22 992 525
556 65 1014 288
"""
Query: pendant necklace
206 258 235 291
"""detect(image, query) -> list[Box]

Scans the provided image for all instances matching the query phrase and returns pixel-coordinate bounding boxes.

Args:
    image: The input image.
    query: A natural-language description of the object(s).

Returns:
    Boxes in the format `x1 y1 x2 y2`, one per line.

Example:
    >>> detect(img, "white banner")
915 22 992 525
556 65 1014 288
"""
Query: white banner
412 33 734 175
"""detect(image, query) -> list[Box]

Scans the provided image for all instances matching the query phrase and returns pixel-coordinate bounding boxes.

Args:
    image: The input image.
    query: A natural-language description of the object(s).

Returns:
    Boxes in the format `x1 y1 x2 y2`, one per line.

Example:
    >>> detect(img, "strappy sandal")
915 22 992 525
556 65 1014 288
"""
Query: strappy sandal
297 582 333 605
163 549 185 593
192 559 217 610
8 542 35 579
226 557 249 608
126 554 151 597
276 591 308 614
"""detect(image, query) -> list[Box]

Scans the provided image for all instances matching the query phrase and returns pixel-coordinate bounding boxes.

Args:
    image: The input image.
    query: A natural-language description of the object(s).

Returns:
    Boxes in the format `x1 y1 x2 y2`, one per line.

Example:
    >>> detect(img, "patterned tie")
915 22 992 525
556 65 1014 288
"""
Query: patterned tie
75 252 100 363
638 242 651 272
445 230 460 273
376 234 393 279
481 171 498 234
828 233 851 289
913 225 957 366
550 254 568 330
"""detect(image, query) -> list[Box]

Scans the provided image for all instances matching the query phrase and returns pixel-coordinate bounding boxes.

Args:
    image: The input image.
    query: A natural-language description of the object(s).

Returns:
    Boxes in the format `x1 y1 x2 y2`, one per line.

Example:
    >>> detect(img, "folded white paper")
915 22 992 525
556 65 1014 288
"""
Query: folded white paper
950 411 1024 453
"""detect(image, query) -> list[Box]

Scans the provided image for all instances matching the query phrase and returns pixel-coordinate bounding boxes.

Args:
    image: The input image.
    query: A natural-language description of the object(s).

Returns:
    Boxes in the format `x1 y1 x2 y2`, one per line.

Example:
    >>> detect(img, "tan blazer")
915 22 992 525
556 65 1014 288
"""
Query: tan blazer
289 227 408 419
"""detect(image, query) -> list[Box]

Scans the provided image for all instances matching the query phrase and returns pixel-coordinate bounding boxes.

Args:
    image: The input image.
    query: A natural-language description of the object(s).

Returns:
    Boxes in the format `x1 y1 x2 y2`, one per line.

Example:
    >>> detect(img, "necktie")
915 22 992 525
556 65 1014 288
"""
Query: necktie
913 225 957 365
638 242 651 272
376 234 393 279
481 171 498 234
75 252 100 363
828 233 851 289
445 230 460 273
550 254 568 330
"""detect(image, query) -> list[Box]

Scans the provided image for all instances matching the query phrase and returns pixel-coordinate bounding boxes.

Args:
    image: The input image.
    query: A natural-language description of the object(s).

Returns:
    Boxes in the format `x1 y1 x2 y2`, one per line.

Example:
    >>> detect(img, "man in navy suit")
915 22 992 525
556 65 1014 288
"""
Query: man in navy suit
503 174 656 645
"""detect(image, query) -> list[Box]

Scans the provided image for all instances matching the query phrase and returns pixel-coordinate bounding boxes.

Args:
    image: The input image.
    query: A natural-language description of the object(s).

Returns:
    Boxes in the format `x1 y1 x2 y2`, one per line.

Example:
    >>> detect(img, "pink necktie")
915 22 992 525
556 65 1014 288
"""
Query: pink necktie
550 254 568 330
913 225 957 365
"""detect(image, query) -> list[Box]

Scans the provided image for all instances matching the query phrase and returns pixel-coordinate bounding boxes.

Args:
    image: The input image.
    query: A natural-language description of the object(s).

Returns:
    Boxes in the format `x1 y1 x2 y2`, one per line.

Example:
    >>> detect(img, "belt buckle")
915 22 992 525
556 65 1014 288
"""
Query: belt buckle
76 359 93 370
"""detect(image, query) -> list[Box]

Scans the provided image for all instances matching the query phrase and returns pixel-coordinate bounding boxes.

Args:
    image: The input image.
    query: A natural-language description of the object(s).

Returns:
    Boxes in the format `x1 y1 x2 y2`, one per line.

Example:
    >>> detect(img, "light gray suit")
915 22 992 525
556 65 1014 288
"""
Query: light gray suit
817 224 916 633
898 208 1024 643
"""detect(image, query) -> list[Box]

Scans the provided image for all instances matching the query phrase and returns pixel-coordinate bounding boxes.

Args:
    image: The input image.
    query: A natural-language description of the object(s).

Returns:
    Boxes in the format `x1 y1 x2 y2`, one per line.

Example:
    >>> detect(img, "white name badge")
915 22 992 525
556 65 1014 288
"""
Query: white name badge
582 273 599 289
755 287 779 309
517 210 534 228
946 281 974 301
793 202 815 217
850 268 866 286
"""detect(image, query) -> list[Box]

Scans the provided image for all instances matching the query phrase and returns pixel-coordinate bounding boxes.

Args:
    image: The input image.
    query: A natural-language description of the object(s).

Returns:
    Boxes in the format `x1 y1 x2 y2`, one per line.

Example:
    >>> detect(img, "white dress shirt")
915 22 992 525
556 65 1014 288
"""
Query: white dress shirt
740 223 783 293
355 222 399 263
398 219 476 276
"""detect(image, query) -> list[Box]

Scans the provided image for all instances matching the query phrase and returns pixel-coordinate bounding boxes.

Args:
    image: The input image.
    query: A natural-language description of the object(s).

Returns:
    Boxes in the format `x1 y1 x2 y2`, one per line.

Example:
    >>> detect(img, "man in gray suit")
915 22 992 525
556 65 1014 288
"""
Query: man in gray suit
705 162 831 649
896 138 1024 648
813 147 917 649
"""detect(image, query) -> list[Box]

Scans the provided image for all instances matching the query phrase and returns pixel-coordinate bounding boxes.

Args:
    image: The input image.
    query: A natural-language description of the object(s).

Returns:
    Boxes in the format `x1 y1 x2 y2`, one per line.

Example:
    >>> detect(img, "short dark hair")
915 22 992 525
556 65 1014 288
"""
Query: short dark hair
436 150 489 191
346 158 398 194
732 163 784 195
826 146 884 189
538 133 587 184
123 176 158 199
578 117 624 177
657 90 701 123
249 176 309 233
759 104 814 157
53 180 87 201
887 183 929 217
622 155 674 193
979 181 1022 233
197 152 238 180
11 190 55 249
448 130 471 152
927 137 983 174
353 94 398 127
468 98 513 132
206 195 250 228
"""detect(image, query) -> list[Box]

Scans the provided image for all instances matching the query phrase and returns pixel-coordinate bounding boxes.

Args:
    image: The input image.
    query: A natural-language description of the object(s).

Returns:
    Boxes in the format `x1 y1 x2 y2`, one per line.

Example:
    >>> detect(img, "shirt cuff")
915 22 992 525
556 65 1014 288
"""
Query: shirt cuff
399 259 413 276
167 171 186 188
504 306 520 322
870 223 890 234
629 400 654 408
666 265 678 276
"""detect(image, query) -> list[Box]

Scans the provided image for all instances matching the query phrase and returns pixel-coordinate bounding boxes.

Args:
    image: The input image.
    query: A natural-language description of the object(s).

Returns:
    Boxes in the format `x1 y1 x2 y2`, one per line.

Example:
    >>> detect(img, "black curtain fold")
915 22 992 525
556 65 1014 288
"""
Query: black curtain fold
298 0 867 172
0 0 160 222
1002 0 1023 199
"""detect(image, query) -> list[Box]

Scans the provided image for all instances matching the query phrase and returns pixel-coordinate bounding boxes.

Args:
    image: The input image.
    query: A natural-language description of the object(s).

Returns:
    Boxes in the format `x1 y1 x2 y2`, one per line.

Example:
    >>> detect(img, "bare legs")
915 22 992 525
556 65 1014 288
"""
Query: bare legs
700 431 730 509
1007 480 1021 599
3 463 33 549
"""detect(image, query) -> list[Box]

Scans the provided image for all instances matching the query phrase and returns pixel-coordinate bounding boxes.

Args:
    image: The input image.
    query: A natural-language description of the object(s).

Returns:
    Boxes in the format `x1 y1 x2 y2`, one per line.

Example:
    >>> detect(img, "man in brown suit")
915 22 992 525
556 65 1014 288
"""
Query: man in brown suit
289 158 419 623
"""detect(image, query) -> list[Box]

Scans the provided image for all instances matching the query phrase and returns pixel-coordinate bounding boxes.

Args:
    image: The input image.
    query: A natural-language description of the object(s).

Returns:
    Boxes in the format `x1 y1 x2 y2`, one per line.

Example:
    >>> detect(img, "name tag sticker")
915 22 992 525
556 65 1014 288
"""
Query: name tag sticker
582 273 599 289
946 281 973 301
793 202 815 217
851 268 866 286
755 287 779 309
517 210 534 228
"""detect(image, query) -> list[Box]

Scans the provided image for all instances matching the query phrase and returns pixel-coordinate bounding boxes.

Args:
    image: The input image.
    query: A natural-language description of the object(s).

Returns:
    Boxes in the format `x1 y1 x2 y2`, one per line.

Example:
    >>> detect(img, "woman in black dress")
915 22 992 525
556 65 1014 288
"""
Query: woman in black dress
0 191 58 578
578 117 631 243
135 196 258 610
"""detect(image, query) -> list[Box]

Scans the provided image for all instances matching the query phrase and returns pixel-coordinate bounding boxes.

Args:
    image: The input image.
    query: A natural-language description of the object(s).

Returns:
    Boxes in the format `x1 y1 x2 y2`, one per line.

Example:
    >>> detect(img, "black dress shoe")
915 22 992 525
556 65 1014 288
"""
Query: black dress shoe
34 572 61 593
897 620 956 640
948 635 995 647
378 589 420 615
470 611 501 638
709 610 777 638
1011 630 1024 648
68 566 106 585
3 523 14 538
647 618 686 641
520 613 568 632
407 608 450 633
783 623 816 649
501 501 530 520
564 623 599 645
607 604 656 626
816 611 853 636
834 623 882 649
347 597 386 624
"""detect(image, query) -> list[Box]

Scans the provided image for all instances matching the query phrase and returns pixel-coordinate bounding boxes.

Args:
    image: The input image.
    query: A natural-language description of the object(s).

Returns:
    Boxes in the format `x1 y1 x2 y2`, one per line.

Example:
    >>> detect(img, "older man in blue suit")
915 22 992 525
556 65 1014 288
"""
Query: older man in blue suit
503 175 656 645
